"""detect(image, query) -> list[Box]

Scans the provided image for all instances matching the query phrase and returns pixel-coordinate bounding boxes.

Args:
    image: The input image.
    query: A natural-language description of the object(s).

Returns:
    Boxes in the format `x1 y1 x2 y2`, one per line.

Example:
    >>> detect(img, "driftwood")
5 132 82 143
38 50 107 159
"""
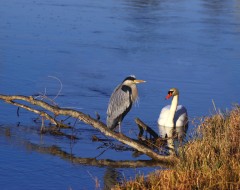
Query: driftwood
0 94 179 165
135 118 159 139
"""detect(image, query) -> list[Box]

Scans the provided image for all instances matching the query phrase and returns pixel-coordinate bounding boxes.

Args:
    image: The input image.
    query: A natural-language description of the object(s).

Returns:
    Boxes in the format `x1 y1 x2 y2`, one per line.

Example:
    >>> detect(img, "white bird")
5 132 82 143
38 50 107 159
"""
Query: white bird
157 88 188 152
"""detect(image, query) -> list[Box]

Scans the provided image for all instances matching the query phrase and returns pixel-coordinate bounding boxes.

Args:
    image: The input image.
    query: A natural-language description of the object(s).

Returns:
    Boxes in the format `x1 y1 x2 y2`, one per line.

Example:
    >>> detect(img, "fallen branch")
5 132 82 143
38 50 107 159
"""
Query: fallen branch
0 94 179 164
135 118 159 139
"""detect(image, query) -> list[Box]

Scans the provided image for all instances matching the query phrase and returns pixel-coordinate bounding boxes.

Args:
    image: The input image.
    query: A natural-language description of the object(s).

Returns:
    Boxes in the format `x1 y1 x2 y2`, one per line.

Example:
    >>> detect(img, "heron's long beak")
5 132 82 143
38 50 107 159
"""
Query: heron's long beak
134 79 146 84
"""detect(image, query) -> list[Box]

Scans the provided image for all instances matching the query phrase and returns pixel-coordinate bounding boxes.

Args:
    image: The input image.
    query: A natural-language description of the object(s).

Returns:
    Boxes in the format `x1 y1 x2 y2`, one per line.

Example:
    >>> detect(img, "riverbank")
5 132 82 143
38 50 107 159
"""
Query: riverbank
115 106 240 190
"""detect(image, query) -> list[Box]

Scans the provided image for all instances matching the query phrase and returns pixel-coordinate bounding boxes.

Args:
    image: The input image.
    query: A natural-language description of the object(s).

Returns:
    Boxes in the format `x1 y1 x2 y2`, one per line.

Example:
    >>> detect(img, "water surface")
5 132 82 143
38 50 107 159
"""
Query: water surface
0 0 240 189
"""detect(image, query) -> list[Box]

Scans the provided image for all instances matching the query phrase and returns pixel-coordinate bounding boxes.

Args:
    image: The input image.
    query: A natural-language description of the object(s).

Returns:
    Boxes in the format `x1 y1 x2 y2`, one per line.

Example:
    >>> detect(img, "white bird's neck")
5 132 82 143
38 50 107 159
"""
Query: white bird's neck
166 95 179 126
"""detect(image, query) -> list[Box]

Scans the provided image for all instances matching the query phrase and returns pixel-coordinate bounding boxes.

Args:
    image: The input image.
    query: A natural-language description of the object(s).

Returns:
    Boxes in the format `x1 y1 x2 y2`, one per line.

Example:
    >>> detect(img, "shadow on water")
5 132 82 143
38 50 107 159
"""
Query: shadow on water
0 122 188 189
0 121 189 189
0 124 173 189
0 124 171 164
103 167 121 190
159 124 188 154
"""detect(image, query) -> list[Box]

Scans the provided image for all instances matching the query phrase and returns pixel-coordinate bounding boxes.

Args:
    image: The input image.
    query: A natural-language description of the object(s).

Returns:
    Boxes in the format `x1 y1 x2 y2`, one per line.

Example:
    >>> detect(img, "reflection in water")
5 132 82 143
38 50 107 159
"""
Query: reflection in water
0 125 164 189
0 126 165 167
103 167 121 190
159 124 188 154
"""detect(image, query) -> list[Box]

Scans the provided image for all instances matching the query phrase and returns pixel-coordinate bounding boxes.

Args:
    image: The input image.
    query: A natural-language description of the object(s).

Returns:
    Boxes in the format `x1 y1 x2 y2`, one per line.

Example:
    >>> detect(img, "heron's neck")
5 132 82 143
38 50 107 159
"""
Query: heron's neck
167 95 179 124
131 84 138 103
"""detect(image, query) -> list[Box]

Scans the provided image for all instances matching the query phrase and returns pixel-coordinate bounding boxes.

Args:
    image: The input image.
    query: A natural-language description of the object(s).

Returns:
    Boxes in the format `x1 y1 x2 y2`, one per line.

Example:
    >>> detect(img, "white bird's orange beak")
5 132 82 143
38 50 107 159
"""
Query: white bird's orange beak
165 92 173 100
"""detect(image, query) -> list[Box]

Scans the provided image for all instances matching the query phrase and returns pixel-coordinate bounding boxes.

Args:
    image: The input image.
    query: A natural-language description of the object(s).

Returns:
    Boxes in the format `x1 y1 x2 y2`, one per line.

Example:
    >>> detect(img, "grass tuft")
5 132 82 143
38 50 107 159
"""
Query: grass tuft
114 106 240 190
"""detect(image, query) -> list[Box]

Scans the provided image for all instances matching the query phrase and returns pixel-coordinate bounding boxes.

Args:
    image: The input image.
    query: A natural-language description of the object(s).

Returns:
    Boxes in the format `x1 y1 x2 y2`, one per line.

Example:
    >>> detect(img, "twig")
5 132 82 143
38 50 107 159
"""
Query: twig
87 171 100 189
212 99 218 114
212 99 224 118
48 75 63 100
5 99 70 129
41 117 45 133
94 144 113 159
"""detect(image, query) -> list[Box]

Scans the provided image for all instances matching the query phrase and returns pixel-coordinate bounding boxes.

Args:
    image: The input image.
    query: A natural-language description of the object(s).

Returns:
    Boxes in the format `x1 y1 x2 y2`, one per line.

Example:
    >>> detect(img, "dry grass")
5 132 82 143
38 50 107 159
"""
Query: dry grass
114 106 240 190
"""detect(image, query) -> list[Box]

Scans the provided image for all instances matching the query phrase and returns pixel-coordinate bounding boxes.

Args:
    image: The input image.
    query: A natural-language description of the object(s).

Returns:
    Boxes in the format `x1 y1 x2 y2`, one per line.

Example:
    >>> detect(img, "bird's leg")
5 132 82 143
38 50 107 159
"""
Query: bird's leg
118 122 121 133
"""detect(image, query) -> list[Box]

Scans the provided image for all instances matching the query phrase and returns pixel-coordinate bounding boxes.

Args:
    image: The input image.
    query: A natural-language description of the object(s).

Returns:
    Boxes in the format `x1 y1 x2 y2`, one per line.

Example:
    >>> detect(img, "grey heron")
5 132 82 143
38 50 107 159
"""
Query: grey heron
107 75 146 132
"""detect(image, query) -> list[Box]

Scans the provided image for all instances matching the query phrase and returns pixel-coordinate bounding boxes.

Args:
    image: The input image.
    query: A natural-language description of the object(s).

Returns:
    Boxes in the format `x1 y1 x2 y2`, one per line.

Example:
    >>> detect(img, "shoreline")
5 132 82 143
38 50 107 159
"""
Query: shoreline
115 106 240 190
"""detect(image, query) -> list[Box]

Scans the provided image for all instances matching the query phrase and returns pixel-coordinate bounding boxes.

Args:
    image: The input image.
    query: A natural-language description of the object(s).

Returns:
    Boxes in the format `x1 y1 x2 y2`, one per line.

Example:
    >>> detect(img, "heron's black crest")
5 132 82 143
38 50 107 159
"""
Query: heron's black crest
122 75 136 82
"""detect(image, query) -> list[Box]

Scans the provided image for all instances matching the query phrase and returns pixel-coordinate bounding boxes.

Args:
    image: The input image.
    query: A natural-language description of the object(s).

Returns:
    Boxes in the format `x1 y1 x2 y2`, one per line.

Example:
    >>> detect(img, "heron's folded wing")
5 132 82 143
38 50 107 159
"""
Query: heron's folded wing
107 85 132 126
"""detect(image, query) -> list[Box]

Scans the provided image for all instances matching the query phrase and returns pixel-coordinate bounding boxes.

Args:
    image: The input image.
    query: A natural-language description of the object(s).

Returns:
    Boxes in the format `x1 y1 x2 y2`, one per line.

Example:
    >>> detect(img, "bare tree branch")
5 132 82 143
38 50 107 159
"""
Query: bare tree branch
0 94 179 164
135 118 159 139
47 75 63 100
7 99 71 129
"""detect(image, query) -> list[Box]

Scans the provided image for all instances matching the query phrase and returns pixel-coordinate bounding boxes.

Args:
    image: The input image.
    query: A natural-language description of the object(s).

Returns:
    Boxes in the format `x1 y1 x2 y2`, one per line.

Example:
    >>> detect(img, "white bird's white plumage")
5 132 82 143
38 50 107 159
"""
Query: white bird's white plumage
158 105 188 128
157 88 188 137
157 88 188 153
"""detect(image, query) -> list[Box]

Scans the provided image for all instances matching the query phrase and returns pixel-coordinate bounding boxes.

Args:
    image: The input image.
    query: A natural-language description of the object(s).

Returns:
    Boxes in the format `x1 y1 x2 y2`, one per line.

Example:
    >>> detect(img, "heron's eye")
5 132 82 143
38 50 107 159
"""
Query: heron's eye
168 91 173 95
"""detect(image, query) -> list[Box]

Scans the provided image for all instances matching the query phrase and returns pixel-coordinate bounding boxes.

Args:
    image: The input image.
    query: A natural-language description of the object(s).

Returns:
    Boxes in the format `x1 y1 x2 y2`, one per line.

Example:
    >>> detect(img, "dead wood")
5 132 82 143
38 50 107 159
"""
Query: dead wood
135 118 159 139
0 94 179 164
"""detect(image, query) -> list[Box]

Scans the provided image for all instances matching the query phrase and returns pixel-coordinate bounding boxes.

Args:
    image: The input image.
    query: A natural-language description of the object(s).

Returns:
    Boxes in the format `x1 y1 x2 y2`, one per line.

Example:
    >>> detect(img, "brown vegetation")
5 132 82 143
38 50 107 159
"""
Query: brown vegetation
115 106 240 190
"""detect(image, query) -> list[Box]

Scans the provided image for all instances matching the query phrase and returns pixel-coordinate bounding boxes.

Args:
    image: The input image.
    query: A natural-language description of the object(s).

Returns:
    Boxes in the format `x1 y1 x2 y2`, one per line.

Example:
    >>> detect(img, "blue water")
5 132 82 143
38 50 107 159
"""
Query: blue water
0 0 240 189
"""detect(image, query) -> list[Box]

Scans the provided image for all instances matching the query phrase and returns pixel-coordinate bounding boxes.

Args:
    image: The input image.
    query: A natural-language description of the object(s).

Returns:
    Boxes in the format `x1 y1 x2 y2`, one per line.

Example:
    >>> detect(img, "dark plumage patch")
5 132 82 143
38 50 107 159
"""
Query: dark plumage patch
121 85 132 93
122 76 136 82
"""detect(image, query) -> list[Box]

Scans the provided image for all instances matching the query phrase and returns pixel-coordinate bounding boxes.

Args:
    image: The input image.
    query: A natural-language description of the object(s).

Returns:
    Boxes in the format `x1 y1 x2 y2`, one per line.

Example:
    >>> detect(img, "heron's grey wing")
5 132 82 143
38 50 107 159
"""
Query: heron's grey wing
107 85 131 128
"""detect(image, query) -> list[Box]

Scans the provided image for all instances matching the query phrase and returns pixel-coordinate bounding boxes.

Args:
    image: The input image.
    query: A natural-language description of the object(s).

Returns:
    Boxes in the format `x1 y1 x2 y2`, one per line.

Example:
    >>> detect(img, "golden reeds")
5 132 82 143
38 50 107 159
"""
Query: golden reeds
115 106 240 190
